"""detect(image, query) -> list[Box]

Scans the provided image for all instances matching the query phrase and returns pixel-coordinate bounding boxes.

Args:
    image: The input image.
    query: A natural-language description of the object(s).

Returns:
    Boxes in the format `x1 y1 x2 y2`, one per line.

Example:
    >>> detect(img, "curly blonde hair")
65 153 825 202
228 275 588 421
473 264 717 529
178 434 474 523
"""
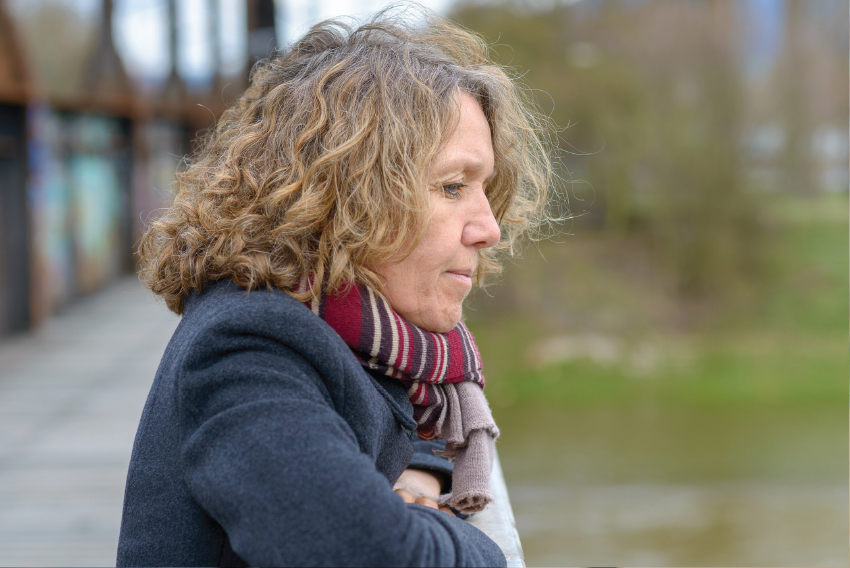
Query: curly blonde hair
139 6 554 315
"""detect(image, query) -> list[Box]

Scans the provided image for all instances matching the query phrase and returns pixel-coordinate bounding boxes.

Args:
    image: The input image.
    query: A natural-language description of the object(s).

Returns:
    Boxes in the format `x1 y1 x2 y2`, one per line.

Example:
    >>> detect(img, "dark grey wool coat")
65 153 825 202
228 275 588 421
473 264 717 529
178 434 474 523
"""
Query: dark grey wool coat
117 279 506 567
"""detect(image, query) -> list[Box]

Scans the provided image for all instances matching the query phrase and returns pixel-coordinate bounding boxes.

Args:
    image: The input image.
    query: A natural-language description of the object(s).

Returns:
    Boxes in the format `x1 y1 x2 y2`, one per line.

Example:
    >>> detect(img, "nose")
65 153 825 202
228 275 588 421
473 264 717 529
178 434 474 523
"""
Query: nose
463 187 501 250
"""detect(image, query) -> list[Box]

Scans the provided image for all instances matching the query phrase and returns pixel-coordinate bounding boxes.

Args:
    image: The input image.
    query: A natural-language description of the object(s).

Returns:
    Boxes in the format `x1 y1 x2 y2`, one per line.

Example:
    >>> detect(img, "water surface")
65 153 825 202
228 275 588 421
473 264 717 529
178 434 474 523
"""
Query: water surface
496 404 848 566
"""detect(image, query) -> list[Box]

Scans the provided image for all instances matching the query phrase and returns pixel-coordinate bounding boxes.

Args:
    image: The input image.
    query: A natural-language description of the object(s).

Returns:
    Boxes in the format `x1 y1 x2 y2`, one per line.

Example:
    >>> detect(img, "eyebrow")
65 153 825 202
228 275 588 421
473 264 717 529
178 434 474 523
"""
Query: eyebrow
433 156 495 180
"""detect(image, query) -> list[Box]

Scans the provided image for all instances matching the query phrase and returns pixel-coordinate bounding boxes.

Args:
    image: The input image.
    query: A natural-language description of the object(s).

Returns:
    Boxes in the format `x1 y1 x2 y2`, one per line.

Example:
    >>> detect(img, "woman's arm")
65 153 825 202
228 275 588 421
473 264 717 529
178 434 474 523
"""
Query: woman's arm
177 313 505 567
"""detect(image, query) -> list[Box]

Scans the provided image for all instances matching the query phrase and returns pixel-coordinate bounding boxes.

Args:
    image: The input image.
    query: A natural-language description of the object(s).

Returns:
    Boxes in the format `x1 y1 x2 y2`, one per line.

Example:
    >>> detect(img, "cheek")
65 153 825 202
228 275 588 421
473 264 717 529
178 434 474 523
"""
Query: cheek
404 238 453 287
417 219 461 271
375 206 463 311
403 256 444 298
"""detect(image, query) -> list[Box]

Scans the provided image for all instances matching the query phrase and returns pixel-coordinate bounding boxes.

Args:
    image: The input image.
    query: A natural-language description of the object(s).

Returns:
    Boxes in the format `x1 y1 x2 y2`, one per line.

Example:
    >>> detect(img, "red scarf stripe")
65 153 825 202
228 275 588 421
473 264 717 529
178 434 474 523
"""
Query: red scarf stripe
322 287 361 346
446 330 464 382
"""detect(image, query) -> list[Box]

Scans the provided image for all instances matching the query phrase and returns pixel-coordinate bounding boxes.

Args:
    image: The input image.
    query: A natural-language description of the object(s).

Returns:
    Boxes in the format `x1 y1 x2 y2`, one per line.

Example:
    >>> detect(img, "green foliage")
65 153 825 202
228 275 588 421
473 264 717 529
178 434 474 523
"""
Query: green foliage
452 1 767 300
466 193 848 408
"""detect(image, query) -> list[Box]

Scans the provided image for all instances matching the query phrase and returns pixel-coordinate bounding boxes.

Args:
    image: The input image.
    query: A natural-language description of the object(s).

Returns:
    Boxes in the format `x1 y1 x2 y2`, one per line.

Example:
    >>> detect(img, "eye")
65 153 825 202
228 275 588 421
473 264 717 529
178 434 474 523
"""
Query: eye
441 183 467 199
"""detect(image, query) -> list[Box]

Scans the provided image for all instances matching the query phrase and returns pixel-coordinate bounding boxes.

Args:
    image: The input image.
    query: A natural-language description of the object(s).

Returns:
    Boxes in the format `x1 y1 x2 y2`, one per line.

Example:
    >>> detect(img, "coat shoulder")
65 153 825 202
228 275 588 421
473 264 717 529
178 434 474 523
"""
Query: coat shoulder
178 279 350 363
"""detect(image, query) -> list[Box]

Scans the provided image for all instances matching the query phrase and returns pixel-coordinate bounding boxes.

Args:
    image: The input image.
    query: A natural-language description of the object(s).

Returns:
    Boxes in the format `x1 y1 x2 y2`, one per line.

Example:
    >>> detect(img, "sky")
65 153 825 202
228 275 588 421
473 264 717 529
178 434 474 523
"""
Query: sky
281 0 454 42
742 0 785 79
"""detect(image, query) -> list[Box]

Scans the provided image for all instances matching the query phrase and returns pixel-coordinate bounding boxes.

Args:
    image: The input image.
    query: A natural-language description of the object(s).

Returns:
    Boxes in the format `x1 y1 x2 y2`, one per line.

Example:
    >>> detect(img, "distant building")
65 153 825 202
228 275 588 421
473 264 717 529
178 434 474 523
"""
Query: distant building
0 0 271 338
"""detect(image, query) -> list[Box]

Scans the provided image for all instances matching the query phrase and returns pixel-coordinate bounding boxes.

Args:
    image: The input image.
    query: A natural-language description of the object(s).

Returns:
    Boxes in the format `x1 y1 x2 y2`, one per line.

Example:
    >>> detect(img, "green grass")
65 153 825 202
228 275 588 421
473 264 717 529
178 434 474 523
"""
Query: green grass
466 193 849 409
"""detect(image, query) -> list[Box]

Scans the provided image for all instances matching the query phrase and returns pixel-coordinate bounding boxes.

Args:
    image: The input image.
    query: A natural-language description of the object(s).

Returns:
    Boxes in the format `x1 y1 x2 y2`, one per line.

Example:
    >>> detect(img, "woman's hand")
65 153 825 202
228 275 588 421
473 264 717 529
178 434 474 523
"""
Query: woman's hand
393 468 454 516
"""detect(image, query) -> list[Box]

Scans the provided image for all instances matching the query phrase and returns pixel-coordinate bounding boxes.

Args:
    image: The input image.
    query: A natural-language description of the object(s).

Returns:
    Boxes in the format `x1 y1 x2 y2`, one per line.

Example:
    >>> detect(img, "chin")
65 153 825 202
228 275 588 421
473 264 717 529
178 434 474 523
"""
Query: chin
425 308 462 334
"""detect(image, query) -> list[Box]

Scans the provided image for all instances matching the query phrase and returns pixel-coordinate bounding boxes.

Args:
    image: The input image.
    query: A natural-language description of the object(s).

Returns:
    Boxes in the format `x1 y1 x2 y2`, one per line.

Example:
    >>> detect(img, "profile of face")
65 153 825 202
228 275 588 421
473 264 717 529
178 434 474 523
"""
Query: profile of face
373 92 501 333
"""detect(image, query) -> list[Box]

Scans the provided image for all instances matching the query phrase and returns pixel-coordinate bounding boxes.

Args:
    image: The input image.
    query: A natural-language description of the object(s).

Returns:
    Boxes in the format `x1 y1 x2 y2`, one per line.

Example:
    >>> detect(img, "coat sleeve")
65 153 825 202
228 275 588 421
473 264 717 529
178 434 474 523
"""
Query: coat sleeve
408 436 454 491
176 313 506 568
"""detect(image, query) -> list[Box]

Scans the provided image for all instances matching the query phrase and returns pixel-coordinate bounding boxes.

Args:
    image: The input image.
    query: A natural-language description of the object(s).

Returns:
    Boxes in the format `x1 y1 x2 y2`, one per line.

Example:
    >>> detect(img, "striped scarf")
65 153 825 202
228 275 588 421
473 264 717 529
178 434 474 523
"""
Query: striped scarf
304 283 484 439
303 282 499 513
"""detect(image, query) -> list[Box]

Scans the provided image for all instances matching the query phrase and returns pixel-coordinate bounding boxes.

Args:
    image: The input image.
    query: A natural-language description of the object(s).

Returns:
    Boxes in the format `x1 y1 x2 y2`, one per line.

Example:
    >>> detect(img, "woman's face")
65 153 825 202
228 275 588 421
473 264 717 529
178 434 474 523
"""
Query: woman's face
374 92 501 333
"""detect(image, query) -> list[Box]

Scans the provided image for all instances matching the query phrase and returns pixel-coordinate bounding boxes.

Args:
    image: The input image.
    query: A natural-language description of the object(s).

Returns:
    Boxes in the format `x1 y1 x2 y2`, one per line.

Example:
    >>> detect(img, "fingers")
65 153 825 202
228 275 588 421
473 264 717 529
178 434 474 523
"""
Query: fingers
395 468 443 496
394 488 437 508
393 488 417 504
414 494 439 509
393 486 455 516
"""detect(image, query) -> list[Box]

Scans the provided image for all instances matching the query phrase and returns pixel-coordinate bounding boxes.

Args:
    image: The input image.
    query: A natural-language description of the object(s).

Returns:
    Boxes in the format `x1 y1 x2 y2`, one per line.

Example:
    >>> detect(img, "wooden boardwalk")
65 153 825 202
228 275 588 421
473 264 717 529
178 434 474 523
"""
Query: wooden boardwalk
0 277 179 566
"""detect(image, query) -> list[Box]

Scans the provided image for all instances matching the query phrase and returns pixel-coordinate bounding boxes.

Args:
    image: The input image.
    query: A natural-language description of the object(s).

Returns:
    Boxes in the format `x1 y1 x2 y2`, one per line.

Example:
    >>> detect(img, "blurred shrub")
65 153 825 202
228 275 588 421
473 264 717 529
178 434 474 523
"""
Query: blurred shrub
452 1 766 303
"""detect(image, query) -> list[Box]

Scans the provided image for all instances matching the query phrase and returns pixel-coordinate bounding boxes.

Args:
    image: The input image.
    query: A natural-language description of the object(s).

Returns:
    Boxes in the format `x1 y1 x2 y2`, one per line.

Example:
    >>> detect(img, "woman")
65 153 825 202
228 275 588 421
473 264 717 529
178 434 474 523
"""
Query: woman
118 8 552 567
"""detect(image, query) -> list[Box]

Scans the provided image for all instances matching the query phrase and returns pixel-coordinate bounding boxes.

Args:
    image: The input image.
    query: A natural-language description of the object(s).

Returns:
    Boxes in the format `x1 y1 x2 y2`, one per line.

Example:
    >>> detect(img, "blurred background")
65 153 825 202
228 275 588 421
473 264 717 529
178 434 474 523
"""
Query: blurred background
0 0 846 566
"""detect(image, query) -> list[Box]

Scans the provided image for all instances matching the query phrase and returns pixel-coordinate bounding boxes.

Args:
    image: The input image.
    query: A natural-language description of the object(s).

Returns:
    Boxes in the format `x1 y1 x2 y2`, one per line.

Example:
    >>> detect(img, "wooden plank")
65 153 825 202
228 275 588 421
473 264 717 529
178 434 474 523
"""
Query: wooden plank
467 450 525 567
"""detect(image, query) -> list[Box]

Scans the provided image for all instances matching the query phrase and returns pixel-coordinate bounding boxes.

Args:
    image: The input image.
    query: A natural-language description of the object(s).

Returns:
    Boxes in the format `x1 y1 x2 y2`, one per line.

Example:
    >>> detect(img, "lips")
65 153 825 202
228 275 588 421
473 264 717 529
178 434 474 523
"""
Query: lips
447 269 474 278
445 269 474 289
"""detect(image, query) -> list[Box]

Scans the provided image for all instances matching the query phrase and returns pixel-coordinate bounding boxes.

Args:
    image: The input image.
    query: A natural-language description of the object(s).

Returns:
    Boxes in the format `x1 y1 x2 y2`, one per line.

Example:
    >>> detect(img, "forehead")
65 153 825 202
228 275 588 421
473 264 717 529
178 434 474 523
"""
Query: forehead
431 92 494 178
